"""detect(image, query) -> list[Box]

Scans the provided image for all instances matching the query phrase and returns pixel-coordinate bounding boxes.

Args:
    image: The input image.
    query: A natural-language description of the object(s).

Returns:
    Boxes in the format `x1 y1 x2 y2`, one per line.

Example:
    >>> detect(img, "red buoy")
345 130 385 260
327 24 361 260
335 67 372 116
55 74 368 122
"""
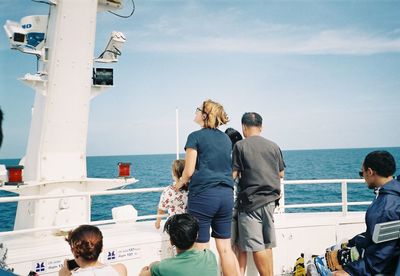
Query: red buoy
118 162 131 178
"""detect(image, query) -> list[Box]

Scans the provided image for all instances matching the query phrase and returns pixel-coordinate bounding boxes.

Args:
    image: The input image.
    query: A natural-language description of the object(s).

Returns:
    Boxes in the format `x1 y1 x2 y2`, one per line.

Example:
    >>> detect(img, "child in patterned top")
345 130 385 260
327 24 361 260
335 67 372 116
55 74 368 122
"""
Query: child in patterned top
155 159 188 230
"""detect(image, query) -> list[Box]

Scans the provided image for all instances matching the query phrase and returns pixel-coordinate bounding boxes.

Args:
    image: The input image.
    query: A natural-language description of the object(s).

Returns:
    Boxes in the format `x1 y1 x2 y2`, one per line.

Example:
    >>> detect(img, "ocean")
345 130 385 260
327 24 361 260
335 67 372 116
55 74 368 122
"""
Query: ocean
1 147 399 232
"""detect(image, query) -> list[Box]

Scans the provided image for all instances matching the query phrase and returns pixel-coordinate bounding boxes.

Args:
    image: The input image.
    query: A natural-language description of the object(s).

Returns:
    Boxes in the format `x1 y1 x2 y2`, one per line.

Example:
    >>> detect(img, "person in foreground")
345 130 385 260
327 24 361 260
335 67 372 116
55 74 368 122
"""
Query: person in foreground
232 112 285 276
174 99 240 275
331 150 400 276
139 214 218 276
58 225 127 276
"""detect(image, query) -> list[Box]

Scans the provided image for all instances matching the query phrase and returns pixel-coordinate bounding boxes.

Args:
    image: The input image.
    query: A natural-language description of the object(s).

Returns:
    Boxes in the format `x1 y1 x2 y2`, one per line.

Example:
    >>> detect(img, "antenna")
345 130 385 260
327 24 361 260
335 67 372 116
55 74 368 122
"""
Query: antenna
175 108 179 160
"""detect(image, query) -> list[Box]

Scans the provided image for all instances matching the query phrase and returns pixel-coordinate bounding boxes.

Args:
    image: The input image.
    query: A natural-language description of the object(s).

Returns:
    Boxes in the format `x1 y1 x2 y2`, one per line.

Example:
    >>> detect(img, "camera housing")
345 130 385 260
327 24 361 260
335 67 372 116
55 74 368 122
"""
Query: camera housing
3 15 47 55
95 31 126 63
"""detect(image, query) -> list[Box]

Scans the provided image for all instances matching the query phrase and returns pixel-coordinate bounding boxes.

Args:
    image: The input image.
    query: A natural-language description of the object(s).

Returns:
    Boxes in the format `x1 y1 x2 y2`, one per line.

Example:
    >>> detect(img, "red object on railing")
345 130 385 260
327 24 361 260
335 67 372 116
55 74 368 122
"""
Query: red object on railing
118 162 131 177
6 165 24 184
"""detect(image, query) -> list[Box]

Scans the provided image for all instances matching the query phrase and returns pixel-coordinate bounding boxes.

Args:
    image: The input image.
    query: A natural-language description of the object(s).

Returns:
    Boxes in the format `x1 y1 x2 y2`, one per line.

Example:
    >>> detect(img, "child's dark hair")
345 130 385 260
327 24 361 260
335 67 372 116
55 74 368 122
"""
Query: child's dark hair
65 225 103 262
172 159 185 179
164 214 199 250
172 159 187 191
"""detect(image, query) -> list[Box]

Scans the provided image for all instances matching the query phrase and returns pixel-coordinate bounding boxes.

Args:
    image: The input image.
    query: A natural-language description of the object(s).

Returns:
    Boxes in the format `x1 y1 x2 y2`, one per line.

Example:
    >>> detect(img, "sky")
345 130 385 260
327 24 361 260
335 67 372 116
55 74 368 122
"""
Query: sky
0 0 399 159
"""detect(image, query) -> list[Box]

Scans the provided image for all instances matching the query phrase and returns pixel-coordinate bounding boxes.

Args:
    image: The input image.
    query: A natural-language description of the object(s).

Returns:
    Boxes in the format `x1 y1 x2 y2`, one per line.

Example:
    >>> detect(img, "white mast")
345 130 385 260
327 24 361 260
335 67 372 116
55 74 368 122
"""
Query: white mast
2 0 136 231
175 107 179 160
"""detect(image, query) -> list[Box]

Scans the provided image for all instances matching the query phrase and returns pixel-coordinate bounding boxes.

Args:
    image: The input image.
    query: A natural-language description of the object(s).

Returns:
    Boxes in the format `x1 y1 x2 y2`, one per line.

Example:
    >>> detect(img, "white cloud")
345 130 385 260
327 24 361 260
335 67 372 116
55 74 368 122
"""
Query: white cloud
124 9 400 55
128 26 400 55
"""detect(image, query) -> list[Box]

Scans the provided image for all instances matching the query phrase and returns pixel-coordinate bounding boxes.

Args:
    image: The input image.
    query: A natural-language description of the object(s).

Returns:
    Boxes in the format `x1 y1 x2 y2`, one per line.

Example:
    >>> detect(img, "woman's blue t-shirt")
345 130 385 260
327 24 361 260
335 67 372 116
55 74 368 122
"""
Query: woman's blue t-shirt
185 128 234 196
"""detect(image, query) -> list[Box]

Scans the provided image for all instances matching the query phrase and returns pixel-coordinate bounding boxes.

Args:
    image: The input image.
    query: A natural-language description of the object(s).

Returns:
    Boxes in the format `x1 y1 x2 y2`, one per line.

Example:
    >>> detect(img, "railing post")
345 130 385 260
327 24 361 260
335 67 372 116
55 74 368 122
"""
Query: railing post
278 180 285 213
87 194 91 223
341 181 348 216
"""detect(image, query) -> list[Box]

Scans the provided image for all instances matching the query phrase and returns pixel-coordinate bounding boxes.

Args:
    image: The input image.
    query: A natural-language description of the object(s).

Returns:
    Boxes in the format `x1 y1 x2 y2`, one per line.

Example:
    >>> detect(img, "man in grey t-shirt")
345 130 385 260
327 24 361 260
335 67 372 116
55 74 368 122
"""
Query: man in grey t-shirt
232 112 285 276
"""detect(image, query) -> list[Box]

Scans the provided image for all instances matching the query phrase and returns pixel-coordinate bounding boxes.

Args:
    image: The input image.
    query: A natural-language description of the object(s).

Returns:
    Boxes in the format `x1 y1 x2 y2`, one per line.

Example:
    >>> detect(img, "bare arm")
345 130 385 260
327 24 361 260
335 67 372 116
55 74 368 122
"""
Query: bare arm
232 170 239 181
175 148 197 190
112 263 127 276
58 260 72 276
154 209 166 229
139 261 160 276
138 266 151 276
279 170 285 179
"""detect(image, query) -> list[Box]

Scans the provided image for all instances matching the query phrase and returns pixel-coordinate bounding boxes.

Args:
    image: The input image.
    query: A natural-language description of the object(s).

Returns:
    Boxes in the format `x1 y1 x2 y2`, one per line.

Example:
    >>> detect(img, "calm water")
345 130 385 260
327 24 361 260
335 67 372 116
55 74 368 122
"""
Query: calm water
1 147 399 231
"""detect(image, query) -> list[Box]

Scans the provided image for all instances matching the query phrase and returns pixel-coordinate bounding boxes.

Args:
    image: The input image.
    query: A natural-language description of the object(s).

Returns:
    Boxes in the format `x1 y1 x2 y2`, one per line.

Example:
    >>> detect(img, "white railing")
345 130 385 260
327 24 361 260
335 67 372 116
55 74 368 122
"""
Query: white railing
279 179 369 215
0 187 165 237
0 179 370 237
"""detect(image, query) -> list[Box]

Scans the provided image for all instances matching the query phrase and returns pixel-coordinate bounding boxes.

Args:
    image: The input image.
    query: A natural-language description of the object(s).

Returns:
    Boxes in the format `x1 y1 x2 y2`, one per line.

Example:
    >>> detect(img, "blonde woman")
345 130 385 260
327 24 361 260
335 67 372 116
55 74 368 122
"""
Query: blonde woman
175 99 240 276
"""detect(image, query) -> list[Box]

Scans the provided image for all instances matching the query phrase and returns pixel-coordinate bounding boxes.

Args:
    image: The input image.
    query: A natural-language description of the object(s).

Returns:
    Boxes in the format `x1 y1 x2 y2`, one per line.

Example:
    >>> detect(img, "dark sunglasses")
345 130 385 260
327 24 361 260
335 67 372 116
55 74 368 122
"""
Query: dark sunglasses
358 171 364 178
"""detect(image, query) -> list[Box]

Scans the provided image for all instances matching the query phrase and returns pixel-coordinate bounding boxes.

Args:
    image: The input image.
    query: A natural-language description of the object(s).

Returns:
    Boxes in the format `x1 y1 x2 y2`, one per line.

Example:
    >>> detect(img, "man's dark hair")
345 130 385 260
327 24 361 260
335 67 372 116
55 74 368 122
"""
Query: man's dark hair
164 214 199 250
0 108 3 147
225 127 243 149
241 112 262 127
363 150 396 177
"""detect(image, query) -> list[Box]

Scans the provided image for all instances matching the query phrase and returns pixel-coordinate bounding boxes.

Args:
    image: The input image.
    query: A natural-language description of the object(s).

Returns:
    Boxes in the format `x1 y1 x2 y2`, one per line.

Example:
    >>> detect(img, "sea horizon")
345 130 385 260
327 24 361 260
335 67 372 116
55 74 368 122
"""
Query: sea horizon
1 147 399 231
1 146 399 161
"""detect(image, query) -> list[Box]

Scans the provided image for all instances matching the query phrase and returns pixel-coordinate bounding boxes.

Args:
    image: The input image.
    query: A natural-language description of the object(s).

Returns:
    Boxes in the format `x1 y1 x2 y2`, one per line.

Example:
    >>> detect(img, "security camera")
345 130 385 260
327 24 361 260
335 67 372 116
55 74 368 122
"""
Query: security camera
3 15 47 55
4 20 27 47
95 31 126 63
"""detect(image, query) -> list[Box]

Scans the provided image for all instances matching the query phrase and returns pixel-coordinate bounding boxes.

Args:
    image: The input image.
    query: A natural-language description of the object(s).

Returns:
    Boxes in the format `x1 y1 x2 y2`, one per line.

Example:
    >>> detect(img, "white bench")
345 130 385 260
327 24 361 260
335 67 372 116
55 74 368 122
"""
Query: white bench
372 220 400 275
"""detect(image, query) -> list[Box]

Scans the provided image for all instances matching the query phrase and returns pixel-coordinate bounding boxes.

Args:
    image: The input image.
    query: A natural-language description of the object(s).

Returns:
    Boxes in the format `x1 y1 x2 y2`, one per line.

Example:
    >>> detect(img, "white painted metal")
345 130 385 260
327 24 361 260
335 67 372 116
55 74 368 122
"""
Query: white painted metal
341 180 348 215
1 212 365 276
0 0 136 232
372 220 400 244
95 31 126 63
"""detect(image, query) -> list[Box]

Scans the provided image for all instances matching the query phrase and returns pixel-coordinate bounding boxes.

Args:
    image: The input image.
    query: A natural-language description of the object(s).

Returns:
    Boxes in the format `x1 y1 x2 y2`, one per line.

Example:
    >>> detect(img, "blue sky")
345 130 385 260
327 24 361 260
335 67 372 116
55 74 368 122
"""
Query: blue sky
0 0 399 158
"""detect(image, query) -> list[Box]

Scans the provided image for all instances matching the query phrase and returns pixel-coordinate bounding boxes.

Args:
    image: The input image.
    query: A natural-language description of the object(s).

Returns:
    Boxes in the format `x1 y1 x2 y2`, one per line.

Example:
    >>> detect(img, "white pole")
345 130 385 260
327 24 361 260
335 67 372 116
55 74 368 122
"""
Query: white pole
175 108 179 160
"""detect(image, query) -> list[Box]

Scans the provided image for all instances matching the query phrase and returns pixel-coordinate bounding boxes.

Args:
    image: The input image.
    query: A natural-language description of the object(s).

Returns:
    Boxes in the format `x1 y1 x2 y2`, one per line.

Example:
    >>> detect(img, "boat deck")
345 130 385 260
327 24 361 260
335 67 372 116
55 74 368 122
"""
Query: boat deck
2 211 365 275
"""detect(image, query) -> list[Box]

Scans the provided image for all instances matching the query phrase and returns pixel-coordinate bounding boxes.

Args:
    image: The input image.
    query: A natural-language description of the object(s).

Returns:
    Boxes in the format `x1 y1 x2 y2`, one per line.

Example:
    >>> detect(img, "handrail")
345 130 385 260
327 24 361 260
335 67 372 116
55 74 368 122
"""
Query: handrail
0 187 165 203
0 214 167 237
283 179 365 184
0 179 370 236
0 179 365 203
279 179 368 215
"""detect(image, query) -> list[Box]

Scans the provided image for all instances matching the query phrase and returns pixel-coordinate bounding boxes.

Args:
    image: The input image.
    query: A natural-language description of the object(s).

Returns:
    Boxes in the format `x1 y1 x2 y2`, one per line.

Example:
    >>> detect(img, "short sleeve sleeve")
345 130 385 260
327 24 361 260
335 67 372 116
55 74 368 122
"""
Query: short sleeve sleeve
184 132 198 151
232 143 242 171
277 147 285 171
150 262 161 276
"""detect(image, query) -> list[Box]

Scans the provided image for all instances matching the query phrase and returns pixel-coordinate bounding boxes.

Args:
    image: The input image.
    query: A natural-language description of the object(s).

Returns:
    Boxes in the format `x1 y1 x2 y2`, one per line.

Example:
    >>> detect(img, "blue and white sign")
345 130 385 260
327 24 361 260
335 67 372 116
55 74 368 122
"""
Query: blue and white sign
105 246 140 262
32 258 64 274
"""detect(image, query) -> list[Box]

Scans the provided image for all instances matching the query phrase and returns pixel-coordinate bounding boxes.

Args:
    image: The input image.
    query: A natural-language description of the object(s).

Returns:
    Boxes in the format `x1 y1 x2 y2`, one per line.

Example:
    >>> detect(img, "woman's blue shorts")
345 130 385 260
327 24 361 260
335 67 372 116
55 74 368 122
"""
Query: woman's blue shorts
187 185 233 243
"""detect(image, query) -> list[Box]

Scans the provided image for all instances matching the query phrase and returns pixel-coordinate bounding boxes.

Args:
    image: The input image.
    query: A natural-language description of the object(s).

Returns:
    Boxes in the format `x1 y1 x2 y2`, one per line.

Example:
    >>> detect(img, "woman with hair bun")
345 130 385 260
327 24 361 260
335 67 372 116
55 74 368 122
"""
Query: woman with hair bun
175 99 240 275
58 225 127 276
